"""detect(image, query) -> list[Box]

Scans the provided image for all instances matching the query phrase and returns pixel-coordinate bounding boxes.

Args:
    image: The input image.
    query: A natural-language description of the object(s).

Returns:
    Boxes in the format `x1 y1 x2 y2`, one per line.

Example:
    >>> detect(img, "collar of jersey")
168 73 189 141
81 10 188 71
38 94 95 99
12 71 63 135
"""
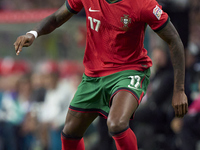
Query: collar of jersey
105 0 122 4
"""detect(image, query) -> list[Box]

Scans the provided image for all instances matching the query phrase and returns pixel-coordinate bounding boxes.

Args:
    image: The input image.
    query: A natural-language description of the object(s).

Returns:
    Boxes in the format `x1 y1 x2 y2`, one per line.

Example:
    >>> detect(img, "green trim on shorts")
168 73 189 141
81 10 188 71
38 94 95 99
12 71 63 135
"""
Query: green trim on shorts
69 69 150 119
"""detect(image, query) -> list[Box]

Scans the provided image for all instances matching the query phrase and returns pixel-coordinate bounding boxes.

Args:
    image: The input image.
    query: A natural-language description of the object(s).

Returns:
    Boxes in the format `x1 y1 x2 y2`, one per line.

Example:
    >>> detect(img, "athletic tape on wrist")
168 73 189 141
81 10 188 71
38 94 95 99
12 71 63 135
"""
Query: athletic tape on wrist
26 31 38 38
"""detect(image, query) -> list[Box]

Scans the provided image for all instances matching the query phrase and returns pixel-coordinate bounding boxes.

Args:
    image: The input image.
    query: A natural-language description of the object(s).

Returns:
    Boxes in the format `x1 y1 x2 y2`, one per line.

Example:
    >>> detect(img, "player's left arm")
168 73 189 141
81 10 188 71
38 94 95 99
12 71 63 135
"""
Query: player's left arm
156 21 188 118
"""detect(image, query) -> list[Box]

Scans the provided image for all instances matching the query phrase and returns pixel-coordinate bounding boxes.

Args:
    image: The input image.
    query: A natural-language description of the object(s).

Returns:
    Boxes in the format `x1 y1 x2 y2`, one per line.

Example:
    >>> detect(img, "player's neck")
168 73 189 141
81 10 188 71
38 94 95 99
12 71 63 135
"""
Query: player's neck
106 0 121 4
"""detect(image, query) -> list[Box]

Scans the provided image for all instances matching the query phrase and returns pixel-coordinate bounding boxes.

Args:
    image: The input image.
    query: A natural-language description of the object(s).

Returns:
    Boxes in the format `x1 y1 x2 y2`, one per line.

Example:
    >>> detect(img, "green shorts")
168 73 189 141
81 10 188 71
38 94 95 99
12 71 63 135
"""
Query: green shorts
69 69 150 119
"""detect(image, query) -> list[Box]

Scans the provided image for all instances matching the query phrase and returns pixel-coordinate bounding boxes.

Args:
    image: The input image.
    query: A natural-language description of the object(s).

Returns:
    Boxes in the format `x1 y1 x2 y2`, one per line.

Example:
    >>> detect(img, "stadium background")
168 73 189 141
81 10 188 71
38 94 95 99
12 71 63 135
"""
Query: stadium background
0 0 200 150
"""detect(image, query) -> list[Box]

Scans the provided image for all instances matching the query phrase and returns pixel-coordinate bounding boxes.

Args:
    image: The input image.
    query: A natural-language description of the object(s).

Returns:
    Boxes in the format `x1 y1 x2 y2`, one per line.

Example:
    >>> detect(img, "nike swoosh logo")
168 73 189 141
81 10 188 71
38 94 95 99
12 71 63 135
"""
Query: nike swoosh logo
89 7 100 12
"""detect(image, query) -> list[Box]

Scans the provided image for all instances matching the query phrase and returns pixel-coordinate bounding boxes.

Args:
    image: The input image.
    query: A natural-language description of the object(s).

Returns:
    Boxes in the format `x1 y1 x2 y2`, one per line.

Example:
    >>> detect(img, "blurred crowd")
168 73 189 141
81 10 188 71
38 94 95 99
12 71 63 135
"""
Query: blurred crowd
134 44 200 150
0 58 84 150
0 0 63 10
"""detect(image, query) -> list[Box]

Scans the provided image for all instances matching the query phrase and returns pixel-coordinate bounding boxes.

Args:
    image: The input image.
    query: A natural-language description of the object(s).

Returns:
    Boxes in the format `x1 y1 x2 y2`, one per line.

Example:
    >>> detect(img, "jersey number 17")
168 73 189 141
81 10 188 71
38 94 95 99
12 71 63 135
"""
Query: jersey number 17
88 16 101 32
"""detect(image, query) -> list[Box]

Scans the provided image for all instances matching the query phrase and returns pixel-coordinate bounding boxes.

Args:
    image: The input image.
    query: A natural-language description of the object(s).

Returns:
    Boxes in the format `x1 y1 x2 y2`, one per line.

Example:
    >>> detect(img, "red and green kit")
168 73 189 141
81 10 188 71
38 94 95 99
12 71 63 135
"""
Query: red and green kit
66 0 169 117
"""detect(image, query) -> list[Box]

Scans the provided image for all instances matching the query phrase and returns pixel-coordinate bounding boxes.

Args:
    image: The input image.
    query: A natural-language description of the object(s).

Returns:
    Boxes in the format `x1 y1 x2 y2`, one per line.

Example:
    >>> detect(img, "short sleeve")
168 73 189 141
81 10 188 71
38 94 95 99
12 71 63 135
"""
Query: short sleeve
66 0 83 14
140 0 169 32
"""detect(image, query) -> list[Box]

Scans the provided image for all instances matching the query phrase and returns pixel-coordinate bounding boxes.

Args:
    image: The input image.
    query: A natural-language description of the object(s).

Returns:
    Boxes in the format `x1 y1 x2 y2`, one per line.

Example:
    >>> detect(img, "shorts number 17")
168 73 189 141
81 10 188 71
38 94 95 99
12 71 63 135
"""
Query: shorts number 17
128 75 141 89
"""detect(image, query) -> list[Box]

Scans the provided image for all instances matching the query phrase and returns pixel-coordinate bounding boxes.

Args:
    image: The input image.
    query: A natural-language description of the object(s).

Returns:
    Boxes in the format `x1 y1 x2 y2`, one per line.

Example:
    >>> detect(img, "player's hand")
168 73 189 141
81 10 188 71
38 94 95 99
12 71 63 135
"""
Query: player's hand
172 91 188 118
14 33 35 55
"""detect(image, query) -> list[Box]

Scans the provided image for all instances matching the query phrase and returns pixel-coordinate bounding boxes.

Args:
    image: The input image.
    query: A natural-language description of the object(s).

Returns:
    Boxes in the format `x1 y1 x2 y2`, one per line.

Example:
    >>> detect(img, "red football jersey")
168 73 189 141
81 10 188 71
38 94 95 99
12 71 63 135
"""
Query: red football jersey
66 0 169 77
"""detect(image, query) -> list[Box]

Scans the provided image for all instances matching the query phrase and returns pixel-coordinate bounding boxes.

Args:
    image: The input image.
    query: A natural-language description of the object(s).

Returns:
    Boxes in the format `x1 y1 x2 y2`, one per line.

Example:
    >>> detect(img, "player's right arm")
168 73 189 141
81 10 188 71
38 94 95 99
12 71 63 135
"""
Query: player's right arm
14 3 74 55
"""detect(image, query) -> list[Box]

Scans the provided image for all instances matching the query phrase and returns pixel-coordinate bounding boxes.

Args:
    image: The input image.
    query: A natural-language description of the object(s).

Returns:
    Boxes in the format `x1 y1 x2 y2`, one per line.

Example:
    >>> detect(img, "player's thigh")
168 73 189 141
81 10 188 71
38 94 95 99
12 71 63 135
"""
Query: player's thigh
107 90 138 132
63 109 98 137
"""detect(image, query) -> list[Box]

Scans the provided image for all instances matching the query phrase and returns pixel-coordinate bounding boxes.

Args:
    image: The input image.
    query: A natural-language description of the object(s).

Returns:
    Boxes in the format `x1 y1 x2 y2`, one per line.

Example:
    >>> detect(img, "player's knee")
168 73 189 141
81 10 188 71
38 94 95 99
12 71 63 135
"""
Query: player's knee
62 122 83 138
62 118 82 137
107 118 128 133
62 110 97 137
62 121 73 135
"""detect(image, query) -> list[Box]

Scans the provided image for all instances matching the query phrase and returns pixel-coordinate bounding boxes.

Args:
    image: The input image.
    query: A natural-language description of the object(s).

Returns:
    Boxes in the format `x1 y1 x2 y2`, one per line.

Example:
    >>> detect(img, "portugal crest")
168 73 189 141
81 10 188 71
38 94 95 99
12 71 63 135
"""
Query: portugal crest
121 14 131 29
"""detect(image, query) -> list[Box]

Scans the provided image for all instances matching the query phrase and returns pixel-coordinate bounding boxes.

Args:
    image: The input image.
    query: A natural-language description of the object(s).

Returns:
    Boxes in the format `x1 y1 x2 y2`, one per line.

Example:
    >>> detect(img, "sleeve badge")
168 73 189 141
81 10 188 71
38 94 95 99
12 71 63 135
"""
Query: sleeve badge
153 5 163 20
